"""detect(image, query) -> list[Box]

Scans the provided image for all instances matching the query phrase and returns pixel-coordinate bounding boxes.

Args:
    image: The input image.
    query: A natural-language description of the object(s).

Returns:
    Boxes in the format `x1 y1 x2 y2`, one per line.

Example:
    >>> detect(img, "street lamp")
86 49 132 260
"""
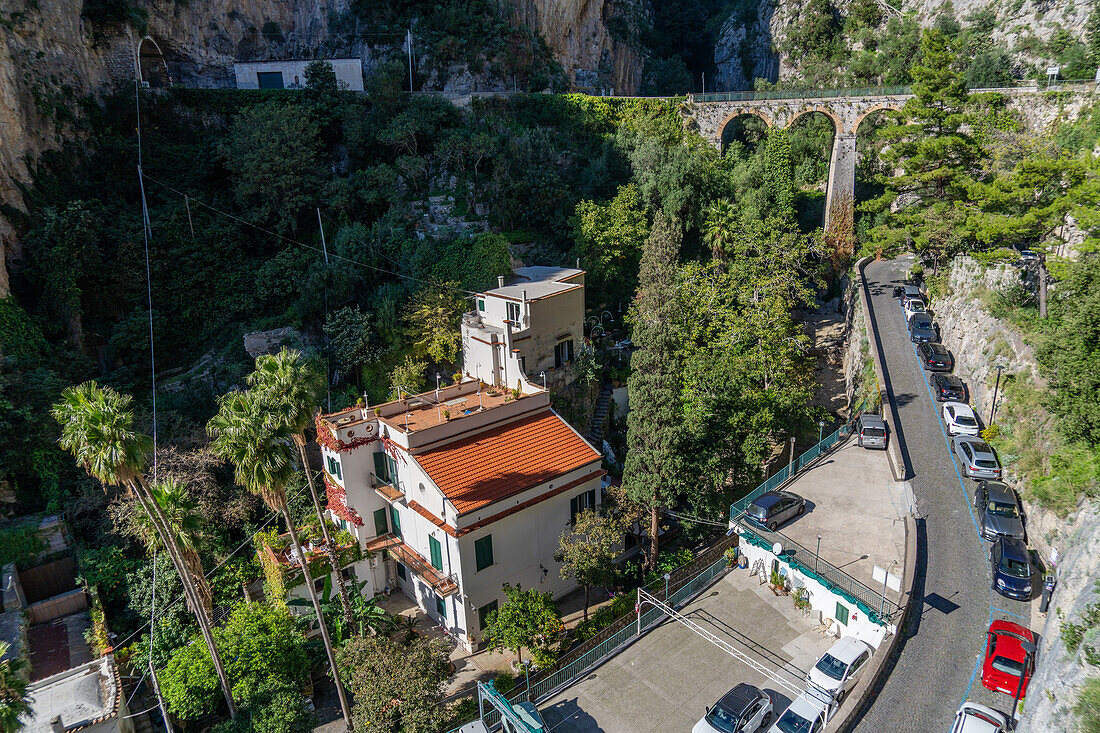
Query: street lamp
815 535 822 573
664 573 671 600
990 364 1005 425
817 419 827 444
788 437 796 472
1010 639 1037 727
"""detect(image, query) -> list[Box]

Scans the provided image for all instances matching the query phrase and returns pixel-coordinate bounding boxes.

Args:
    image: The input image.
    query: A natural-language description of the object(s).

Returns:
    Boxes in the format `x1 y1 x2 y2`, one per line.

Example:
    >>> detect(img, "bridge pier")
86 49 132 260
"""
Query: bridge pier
824 132 857 234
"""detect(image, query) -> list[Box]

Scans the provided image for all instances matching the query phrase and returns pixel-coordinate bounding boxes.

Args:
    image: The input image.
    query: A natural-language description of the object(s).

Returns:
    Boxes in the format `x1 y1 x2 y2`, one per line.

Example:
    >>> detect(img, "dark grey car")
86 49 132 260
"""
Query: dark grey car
745 490 806 531
991 535 1035 601
857 413 888 450
930 373 967 402
975 481 1025 542
908 313 937 343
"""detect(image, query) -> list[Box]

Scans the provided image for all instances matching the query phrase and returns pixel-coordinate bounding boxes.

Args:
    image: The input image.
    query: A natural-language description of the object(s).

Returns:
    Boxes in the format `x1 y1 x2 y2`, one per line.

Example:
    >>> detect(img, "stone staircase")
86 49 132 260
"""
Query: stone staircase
586 382 614 448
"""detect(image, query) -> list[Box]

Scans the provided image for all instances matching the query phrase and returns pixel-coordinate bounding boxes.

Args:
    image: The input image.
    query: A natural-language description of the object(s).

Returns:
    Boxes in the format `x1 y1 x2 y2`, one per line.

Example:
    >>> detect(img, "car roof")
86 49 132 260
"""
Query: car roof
956 702 1006 732
935 374 963 385
957 436 992 451
860 413 886 427
988 620 1035 656
821 636 871 664
717 683 763 715
784 690 830 721
997 535 1030 561
923 342 948 353
910 315 933 327
982 482 1017 502
945 402 975 416
903 285 923 295
752 492 784 509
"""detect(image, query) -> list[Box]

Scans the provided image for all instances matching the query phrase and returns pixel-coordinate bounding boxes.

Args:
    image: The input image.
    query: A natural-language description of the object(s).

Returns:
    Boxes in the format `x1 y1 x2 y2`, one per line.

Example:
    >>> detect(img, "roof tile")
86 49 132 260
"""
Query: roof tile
416 410 599 515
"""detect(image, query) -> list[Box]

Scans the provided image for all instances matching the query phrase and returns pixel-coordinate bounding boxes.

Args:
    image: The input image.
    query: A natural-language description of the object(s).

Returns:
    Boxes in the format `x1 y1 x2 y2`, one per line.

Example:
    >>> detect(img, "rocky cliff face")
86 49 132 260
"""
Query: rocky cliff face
514 0 641 93
713 0 1093 91
932 256 1100 732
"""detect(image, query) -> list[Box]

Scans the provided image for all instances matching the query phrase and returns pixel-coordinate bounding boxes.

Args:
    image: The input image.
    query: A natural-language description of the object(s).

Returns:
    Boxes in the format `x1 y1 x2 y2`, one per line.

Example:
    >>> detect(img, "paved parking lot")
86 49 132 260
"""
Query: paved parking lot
538 569 838 733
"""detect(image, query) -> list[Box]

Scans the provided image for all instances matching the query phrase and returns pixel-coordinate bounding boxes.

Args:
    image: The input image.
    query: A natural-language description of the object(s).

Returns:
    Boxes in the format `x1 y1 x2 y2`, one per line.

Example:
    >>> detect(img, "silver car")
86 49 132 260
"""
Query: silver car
974 481 1025 542
857 413 888 449
952 436 1002 480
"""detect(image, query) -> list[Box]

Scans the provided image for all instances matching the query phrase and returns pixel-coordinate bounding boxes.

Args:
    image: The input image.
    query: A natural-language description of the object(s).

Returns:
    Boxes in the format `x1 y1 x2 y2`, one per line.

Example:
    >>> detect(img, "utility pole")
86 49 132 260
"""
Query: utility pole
318 208 331 412
990 365 1004 425
701 72 705 95
407 28 414 92
1039 254 1048 319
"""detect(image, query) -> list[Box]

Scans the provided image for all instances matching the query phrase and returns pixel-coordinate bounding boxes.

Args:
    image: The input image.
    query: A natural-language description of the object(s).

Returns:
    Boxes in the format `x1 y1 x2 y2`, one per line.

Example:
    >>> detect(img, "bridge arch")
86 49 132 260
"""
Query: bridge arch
137 36 170 87
852 104 904 134
718 111 774 154
786 106 844 134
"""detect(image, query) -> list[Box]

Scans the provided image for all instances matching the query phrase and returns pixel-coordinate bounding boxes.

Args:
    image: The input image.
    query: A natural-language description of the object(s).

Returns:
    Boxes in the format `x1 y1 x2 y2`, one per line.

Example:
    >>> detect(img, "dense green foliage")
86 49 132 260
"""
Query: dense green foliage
484 582 564 666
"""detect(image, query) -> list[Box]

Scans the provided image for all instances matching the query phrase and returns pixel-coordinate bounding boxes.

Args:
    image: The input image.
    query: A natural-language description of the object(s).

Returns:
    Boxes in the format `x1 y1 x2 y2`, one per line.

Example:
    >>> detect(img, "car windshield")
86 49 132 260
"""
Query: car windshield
775 711 814 733
988 501 1018 518
1000 556 1031 578
913 317 932 328
703 705 741 733
977 459 999 468
991 654 1024 677
814 653 848 681
862 428 885 437
956 416 978 426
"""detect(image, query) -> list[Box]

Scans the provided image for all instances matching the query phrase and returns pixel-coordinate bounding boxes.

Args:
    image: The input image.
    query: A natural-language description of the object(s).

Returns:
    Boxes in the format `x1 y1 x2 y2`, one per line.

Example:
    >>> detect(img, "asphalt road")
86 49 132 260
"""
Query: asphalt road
851 257 1033 732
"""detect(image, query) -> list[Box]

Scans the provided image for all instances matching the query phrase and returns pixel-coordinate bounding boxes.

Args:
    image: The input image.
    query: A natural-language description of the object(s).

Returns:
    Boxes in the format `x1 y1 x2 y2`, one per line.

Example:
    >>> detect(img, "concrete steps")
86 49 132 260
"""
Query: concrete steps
586 382 614 448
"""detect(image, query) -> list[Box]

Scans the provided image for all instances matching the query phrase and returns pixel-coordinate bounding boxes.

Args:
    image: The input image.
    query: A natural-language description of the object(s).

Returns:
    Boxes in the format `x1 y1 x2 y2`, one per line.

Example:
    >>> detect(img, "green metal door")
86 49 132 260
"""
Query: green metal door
373 508 388 537
390 506 401 538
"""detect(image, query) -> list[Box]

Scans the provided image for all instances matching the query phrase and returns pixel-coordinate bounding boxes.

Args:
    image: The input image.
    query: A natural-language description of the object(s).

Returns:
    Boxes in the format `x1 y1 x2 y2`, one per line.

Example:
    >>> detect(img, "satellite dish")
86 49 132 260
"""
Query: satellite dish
772 543 783 556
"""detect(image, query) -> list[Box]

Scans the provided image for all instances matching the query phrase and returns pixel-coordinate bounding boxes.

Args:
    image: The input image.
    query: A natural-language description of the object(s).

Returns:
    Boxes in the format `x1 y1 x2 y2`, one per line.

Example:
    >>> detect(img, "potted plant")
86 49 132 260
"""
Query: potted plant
792 587 810 611
769 569 788 595
442 409 451 421
724 547 738 568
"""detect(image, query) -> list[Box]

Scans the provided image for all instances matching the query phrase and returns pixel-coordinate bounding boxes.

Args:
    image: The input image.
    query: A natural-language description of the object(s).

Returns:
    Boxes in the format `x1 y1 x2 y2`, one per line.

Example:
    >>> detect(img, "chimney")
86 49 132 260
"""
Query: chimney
497 275 505 288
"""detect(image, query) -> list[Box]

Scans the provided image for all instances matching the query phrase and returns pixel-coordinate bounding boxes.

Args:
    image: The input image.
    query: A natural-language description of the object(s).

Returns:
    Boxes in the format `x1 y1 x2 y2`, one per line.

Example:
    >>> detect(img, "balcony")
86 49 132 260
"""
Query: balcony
372 476 404 503
367 533 458 597
261 532 363 590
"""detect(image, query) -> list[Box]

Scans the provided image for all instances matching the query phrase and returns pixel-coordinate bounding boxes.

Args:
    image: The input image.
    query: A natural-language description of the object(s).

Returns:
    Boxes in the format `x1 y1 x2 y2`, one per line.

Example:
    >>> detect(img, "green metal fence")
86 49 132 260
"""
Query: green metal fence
691 86 912 102
445 554 731 732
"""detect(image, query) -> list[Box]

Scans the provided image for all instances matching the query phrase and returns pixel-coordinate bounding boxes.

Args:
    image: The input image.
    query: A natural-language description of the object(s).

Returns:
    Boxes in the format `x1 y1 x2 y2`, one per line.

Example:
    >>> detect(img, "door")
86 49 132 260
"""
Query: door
390 506 402 538
373 508 388 537
429 535 443 571
256 71 284 89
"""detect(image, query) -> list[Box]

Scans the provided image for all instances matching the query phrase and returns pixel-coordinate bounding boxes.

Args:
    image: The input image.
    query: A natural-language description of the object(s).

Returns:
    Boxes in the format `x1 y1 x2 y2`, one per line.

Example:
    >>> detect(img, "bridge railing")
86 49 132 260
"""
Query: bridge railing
690 85 912 102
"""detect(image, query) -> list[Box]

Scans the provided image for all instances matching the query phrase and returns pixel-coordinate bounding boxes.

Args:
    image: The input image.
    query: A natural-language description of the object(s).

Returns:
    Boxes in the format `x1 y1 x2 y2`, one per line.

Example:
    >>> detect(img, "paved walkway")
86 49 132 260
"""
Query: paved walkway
537 568 837 732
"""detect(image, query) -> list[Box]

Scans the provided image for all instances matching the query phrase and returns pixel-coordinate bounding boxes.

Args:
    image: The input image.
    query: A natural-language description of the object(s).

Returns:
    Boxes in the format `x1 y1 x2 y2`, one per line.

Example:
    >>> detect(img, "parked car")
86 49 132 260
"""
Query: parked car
745 490 807 531
951 436 1002 480
903 298 928 320
930 373 967 402
943 402 981 437
991 535 1035 601
857 413 888 450
975 481 1026 542
908 314 937 343
1018 249 1040 265
918 342 954 371
982 620 1037 696
900 284 925 304
767 689 835 733
502 702 547 733
807 636 873 702
951 702 1008 733
694 683 773 733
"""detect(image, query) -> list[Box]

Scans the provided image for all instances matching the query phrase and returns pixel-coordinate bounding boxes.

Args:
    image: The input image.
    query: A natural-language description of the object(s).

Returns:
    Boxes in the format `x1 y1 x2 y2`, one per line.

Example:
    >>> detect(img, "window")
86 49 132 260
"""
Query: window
555 339 574 368
373 508 388 537
570 489 597 524
478 600 498 630
835 602 849 626
435 595 447 619
477 298 485 312
256 71 284 89
474 535 494 571
506 302 522 324
314 577 325 593
326 455 342 480
390 506 402 538
429 535 443 571
396 562 407 581
374 451 398 485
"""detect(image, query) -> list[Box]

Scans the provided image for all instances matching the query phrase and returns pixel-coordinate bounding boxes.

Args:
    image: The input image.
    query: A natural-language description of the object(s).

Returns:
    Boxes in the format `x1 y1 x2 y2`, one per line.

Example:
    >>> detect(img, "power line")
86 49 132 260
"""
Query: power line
138 173 482 299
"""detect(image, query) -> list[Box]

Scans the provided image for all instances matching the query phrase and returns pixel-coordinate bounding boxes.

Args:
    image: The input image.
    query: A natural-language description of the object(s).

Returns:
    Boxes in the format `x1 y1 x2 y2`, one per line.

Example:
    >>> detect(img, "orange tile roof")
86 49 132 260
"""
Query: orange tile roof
415 410 600 516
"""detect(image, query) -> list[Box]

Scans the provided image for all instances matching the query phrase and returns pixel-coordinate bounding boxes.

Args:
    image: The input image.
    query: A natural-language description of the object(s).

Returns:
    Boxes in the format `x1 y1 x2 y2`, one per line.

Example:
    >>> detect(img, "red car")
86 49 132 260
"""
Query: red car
982 620 1037 695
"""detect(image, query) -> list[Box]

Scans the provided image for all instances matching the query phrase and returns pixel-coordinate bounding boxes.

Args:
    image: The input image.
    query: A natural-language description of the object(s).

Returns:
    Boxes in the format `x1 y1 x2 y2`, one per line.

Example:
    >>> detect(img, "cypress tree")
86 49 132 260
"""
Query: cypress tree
622 212 686 573
763 128 796 223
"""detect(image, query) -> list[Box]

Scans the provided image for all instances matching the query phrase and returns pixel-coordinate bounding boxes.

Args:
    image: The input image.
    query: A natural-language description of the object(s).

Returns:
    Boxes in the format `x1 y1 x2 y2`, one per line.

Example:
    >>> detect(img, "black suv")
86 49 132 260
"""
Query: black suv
908 313 937 343
929 373 966 402
991 535 1035 601
918 342 954 371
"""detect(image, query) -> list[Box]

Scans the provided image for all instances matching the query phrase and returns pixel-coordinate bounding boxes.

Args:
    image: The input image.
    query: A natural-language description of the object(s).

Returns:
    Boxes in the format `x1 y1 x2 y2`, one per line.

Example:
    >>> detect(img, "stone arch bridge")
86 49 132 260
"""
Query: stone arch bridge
683 84 1097 232
684 87 913 232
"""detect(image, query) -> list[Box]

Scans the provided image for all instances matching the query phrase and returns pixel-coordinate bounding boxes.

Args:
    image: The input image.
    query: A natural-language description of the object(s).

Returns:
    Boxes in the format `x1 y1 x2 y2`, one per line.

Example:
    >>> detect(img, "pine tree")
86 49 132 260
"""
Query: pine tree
622 212 686 573
867 27 982 267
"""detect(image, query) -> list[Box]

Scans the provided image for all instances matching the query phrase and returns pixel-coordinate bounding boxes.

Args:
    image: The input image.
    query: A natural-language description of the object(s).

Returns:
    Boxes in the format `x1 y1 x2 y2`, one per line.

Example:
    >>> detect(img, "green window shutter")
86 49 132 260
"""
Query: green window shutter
478 600 498 630
373 452 387 481
475 535 494 571
836 602 849 626
396 562 406 580
390 506 401 538
436 595 447 619
569 495 579 524
387 455 398 485
373 508 388 537
429 536 443 571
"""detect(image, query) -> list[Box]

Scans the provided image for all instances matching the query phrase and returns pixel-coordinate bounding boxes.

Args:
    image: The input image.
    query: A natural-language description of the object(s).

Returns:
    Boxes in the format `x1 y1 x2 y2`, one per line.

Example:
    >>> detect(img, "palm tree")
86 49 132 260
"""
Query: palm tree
703 199 738 260
207 389 353 731
0 641 29 733
132 479 213 614
248 348 354 628
52 382 237 718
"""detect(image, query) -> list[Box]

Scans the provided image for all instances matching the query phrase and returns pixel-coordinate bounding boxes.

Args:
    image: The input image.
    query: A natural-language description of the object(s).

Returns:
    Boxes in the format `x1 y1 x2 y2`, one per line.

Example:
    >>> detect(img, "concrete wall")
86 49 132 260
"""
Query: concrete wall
26 588 87 625
233 59 364 90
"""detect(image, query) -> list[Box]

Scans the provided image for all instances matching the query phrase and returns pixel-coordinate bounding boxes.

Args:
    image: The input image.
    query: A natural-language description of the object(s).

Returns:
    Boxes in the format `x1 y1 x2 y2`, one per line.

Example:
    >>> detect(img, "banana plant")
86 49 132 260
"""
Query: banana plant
288 578 396 644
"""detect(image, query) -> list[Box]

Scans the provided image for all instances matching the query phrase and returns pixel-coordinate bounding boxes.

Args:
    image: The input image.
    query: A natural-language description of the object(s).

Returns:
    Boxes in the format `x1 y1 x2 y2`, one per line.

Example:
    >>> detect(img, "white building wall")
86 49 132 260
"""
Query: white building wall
233 59 364 90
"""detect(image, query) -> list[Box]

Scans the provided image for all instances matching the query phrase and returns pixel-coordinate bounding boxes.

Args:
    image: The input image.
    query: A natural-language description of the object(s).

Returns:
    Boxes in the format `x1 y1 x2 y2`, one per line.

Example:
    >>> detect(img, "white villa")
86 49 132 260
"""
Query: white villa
308 374 605 651
461 266 585 390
